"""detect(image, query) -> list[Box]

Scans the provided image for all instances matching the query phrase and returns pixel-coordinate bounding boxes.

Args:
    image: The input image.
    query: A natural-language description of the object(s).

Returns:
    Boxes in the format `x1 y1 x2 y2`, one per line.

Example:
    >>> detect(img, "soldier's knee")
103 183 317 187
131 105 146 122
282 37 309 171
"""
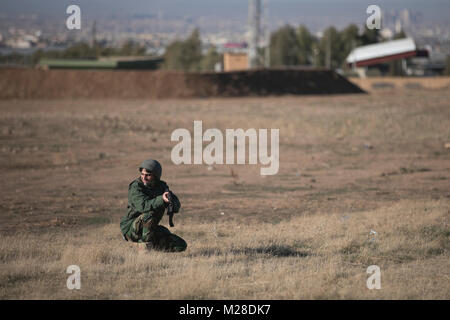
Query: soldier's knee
155 225 171 234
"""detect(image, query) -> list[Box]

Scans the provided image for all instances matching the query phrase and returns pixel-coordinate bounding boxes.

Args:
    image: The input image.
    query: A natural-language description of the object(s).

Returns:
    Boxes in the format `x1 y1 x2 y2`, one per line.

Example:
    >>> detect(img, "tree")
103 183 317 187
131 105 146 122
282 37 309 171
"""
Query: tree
296 25 316 65
269 25 299 67
164 28 202 71
163 40 184 70
182 29 203 71
360 25 380 45
119 40 146 56
200 46 222 71
338 24 362 70
61 42 96 58
340 24 360 56
317 26 342 69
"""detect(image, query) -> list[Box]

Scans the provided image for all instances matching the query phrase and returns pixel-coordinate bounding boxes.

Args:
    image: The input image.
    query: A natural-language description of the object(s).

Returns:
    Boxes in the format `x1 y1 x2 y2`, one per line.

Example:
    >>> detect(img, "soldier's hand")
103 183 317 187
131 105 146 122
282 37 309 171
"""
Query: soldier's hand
162 192 170 203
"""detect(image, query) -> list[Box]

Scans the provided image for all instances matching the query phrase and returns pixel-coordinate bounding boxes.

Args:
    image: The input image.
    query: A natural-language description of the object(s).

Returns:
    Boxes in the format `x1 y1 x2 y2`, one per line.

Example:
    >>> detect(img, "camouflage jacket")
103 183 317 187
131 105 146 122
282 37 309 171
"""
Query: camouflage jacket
119 177 181 236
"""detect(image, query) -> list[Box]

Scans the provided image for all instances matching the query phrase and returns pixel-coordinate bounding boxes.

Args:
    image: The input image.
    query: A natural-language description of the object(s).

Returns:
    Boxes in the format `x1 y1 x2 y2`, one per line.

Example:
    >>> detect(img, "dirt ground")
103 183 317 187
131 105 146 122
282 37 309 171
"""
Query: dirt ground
349 76 450 93
0 86 449 299
1 88 449 232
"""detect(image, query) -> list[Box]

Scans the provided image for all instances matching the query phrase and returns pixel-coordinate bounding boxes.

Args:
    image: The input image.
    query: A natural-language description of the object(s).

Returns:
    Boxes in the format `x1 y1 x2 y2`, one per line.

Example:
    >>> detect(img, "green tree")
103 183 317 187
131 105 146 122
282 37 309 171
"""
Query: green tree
30 41 152 67
269 25 299 67
163 40 184 70
317 26 343 69
98 46 119 57
61 42 96 58
34 42 96 60
341 25 360 55
360 25 380 45
164 28 202 71
339 24 362 70
119 40 146 56
182 29 203 71
296 25 316 65
201 46 222 71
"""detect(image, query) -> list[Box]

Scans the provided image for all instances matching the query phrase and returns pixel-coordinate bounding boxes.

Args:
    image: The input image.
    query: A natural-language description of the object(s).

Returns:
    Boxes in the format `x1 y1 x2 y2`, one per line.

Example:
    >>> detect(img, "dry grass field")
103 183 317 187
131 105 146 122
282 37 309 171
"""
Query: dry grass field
0 86 449 299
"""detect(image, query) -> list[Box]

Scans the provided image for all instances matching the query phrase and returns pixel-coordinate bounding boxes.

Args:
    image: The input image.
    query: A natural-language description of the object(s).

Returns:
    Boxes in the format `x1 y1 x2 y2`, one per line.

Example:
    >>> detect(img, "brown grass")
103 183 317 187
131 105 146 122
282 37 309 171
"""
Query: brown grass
0 84 449 299
0 199 448 299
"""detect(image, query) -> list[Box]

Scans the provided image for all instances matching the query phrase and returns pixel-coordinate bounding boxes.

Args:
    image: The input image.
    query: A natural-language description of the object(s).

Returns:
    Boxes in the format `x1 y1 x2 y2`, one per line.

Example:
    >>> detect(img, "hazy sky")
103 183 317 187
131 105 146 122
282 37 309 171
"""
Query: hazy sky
1 0 449 24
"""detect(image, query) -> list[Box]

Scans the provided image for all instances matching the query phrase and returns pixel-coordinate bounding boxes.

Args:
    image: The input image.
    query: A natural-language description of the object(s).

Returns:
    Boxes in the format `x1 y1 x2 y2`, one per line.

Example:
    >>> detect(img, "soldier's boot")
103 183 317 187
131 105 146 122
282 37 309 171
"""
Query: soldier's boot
147 225 187 252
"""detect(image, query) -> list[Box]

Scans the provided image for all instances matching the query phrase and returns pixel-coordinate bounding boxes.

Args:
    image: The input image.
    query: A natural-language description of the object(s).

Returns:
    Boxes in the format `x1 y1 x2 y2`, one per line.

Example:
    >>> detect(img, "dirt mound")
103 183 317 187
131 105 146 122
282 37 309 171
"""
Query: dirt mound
0 68 365 99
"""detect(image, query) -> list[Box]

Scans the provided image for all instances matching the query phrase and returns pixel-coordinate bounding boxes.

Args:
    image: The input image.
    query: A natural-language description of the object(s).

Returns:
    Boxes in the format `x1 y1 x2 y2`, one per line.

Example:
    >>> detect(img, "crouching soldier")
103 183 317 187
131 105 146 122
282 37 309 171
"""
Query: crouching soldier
120 159 187 252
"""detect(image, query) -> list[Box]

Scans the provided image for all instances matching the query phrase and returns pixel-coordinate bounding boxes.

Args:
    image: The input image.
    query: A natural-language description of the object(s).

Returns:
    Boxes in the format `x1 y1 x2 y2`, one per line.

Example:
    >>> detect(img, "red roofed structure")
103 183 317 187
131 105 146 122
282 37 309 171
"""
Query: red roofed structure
346 38 428 68
223 42 248 49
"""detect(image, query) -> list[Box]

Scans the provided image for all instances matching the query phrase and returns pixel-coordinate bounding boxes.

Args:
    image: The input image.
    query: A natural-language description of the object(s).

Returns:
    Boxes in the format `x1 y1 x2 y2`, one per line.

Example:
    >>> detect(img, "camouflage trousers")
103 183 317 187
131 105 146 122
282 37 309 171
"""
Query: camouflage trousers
125 212 187 252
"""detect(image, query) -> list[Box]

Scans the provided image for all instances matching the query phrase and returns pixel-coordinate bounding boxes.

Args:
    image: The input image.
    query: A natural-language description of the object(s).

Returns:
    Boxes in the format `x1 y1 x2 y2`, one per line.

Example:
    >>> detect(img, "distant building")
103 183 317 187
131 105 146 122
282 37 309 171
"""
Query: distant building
38 56 163 70
347 38 418 67
221 42 249 72
407 52 446 76
223 52 248 72
223 42 248 51
346 37 430 77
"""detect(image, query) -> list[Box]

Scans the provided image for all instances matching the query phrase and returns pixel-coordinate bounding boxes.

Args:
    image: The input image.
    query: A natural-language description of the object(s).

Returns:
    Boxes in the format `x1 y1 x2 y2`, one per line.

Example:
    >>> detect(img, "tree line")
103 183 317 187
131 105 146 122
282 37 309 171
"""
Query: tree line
31 40 147 64
0 40 148 66
161 24 384 71
161 24 408 74
268 24 404 70
3 23 449 75
1 24 387 72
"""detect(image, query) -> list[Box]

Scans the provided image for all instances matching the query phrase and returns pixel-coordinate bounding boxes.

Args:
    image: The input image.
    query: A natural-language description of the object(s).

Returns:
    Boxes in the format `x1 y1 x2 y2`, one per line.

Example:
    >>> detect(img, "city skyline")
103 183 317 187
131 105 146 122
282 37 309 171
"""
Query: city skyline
1 0 449 24
1 0 449 57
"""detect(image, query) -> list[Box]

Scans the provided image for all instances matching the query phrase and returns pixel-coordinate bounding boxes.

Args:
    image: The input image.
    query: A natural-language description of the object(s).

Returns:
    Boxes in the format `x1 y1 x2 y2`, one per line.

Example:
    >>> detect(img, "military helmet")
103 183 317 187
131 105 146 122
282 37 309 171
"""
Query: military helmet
139 159 162 180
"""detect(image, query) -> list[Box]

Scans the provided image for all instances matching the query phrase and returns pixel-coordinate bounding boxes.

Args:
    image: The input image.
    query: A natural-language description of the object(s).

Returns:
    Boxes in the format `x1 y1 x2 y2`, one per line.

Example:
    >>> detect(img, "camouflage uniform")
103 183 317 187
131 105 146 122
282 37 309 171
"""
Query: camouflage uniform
120 159 187 252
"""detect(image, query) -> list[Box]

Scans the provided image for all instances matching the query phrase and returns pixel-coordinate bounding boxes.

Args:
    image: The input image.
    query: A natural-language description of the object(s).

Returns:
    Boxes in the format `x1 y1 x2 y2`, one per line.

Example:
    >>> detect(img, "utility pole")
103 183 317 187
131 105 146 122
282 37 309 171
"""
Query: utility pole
263 0 270 68
91 20 97 47
326 33 332 69
248 0 261 69
91 20 97 57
